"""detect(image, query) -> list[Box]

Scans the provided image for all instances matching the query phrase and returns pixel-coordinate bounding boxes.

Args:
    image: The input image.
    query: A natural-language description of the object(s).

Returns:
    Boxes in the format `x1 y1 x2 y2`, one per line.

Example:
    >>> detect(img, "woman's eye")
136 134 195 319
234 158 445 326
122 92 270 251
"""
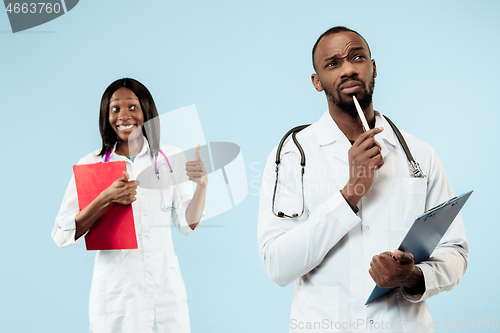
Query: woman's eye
111 107 119 112
130 105 137 111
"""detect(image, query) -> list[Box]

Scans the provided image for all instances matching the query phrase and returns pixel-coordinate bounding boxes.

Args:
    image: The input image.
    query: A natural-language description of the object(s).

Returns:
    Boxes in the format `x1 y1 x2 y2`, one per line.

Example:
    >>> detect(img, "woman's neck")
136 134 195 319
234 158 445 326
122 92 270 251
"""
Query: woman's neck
115 135 144 157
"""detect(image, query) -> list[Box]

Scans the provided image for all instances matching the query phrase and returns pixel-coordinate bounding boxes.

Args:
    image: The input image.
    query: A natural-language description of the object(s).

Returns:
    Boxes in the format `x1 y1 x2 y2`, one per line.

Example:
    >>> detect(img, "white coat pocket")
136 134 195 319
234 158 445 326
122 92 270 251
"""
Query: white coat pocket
89 263 124 316
390 178 427 232
291 284 340 331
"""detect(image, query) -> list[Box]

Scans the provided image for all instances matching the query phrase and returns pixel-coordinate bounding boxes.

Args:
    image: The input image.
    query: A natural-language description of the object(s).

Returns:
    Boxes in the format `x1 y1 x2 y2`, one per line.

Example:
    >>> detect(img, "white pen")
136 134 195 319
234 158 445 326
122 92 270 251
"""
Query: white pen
353 95 370 132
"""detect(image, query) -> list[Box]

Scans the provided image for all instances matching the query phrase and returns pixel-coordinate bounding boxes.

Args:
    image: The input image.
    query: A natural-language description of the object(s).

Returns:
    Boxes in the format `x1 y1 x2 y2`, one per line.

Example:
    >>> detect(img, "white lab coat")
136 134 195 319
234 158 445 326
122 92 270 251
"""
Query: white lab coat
53 138 198 333
258 111 468 333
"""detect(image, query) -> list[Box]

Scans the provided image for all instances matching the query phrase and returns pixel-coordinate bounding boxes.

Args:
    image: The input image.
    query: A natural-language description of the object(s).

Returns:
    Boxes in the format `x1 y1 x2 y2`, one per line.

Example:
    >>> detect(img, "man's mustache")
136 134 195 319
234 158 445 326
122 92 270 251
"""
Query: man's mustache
338 78 365 90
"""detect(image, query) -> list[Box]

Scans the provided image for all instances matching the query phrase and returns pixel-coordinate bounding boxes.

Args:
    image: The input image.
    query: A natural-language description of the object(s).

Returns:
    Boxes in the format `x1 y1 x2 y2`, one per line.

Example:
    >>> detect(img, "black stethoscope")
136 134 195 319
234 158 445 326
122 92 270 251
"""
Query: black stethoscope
271 116 426 219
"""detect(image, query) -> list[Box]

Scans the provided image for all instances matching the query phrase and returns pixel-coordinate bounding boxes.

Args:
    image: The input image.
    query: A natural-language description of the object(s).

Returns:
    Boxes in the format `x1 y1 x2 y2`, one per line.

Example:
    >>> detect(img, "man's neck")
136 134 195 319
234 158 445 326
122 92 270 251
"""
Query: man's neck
328 102 376 141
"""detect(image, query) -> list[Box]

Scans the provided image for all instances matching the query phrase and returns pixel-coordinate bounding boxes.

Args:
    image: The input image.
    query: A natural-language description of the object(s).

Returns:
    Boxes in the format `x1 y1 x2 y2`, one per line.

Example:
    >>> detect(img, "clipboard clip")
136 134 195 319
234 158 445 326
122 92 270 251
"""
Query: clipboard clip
424 196 458 214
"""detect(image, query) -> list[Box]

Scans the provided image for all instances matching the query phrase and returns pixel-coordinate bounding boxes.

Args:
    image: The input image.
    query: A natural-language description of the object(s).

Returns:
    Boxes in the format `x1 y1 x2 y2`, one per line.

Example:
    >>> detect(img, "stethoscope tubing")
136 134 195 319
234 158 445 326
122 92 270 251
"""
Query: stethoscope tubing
273 115 426 219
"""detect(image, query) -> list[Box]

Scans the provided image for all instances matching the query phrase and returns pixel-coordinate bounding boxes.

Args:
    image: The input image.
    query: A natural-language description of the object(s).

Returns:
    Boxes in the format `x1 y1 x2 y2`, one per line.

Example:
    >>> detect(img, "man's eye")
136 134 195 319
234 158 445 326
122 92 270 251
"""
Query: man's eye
326 62 339 68
353 55 366 61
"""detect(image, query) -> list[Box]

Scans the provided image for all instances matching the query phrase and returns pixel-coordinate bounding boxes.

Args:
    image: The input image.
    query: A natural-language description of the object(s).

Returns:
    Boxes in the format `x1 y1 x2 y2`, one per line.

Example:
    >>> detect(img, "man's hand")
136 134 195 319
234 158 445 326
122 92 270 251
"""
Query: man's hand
342 127 384 207
369 249 425 294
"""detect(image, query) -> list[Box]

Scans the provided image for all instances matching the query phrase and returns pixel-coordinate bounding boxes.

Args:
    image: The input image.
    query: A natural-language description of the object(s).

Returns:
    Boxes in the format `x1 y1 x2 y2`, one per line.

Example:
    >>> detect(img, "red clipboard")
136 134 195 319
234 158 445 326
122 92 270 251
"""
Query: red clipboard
73 161 138 250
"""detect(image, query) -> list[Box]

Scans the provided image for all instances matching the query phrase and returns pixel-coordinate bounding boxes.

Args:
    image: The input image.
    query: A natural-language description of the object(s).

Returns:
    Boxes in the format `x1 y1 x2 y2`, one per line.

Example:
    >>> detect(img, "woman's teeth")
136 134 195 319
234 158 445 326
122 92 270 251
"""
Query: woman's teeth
119 124 135 130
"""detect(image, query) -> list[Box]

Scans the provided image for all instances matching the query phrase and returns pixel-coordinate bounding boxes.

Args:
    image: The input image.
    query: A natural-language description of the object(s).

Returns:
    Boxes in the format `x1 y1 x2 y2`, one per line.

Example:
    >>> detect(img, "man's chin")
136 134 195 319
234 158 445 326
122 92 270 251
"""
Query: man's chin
333 101 358 118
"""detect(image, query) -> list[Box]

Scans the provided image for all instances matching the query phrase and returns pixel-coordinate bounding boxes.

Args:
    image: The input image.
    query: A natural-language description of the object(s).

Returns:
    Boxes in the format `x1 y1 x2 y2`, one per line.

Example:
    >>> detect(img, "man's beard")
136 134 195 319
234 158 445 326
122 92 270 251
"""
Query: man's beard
324 73 375 118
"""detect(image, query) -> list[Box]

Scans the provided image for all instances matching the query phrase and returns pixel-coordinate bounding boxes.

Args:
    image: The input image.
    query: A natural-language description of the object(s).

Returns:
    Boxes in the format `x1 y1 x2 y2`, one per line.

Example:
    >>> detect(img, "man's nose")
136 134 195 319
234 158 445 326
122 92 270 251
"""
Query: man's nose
340 61 358 79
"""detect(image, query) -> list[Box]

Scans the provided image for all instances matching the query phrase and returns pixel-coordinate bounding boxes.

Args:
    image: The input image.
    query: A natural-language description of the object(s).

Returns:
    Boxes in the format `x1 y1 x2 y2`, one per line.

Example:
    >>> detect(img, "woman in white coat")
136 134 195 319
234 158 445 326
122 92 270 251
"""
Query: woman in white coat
52 78 207 333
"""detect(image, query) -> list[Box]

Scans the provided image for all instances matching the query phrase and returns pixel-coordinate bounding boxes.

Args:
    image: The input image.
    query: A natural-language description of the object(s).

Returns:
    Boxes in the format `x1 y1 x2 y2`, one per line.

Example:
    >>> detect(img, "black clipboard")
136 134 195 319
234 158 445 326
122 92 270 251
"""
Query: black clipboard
365 190 473 305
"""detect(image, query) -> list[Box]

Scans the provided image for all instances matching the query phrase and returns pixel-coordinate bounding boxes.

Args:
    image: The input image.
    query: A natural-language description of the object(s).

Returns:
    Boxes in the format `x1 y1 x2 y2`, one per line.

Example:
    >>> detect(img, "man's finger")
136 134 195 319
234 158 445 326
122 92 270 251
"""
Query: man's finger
395 249 414 263
194 144 201 161
353 127 384 147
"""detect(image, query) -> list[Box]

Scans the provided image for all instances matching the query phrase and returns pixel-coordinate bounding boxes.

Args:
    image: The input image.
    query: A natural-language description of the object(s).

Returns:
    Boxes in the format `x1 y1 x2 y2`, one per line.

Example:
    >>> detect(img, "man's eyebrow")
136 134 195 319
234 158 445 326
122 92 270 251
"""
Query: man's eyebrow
322 47 367 63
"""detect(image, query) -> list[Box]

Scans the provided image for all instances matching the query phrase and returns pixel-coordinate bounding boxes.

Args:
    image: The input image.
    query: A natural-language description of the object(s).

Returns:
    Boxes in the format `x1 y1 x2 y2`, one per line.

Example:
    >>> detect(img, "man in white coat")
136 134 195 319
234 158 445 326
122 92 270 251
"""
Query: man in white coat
257 26 468 332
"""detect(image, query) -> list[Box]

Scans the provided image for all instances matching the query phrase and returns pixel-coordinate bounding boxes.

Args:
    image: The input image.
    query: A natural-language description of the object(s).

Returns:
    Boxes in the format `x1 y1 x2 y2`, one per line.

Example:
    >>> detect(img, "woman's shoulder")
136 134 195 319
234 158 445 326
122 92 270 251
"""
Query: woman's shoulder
76 148 106 164
158 145 188 166
159 144 184 155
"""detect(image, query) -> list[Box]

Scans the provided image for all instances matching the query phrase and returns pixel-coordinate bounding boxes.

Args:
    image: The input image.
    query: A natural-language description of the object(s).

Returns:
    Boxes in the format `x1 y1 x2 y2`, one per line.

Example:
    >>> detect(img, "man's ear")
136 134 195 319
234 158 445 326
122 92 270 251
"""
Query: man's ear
372 59 377 78
311 74 323 92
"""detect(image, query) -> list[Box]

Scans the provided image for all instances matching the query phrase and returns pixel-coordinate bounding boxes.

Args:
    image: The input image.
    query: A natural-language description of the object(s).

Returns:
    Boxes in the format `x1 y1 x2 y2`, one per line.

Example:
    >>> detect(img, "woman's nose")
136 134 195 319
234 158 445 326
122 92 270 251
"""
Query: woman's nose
118 109 131 120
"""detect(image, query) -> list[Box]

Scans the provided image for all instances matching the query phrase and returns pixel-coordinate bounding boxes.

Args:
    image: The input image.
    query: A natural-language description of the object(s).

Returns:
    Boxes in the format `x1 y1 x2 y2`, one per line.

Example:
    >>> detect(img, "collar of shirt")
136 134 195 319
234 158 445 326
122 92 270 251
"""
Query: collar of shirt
106 136 151 161
316 111 397 146
315 110 398 162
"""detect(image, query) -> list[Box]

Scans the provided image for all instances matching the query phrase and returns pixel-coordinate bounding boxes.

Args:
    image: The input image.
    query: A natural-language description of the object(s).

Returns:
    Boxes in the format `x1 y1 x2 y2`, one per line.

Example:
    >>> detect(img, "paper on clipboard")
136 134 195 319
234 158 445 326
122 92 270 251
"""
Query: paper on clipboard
365 190 473 305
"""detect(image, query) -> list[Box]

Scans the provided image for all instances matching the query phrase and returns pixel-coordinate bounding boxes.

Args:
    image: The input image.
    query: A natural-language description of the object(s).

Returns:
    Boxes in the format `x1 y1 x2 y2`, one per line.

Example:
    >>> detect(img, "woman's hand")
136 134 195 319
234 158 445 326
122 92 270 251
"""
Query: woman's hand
185 144 208 230
103 171 139 205
74 170 138 240
185 144 208 187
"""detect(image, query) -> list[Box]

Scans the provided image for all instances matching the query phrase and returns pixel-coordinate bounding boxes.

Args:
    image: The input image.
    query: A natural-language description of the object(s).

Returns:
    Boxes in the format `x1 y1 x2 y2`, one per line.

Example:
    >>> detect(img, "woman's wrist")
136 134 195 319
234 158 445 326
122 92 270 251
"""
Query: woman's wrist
96 188 114 208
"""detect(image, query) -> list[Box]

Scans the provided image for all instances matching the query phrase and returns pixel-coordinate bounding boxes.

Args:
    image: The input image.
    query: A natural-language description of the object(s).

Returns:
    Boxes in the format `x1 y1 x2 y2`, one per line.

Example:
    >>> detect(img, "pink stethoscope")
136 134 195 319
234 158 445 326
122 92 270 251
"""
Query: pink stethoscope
105 148 183 211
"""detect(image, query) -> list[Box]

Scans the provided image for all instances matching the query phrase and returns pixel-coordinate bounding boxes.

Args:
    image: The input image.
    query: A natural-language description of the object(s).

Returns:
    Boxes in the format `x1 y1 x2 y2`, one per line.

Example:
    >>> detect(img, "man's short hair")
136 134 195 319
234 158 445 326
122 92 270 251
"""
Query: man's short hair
312 26 371 72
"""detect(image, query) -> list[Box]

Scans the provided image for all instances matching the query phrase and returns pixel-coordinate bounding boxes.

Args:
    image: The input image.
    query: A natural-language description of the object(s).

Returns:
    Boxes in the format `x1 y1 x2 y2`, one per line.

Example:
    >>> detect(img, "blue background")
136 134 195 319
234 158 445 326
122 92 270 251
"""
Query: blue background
1 0 499 332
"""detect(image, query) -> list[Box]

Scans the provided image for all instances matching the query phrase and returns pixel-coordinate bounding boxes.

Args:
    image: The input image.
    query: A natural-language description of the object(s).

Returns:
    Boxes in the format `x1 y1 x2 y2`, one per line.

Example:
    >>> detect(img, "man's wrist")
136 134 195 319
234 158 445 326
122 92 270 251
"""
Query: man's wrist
340 189 359 214
404 266 425 295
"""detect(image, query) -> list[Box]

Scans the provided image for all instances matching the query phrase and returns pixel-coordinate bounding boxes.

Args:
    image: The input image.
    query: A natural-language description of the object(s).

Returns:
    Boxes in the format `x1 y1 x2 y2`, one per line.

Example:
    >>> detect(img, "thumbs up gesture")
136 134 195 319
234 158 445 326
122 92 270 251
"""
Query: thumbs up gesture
185 144 208 186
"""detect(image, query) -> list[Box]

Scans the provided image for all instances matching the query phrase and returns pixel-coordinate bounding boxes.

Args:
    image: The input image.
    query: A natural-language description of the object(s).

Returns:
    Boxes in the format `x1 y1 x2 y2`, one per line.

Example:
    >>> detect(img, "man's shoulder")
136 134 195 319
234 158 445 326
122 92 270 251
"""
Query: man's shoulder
278 122 319 155
398 128 436 157
378 112 436 157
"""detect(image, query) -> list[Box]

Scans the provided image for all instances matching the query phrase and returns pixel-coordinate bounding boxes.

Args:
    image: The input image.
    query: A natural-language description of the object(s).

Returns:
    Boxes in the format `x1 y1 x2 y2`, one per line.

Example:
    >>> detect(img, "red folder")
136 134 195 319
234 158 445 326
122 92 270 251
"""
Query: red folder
73 161 138 250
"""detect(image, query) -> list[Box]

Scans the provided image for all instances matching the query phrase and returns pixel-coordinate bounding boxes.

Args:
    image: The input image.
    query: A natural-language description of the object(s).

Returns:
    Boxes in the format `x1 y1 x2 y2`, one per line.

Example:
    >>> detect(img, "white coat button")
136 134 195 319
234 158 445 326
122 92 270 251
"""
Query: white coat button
366 225 370 230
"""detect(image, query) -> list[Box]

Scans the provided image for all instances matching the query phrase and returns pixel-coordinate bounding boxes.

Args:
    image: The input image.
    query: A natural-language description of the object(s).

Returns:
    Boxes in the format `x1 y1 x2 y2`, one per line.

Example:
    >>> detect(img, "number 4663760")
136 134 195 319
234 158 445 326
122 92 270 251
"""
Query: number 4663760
444 319 498 330
5 3 62 14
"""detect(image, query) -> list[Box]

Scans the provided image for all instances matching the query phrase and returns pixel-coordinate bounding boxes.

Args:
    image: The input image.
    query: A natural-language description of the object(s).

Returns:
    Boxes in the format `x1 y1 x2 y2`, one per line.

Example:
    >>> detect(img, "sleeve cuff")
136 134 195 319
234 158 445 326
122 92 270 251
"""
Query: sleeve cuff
325 190 361 231
400 263 435 303
57 212 78 231
339 190 359 214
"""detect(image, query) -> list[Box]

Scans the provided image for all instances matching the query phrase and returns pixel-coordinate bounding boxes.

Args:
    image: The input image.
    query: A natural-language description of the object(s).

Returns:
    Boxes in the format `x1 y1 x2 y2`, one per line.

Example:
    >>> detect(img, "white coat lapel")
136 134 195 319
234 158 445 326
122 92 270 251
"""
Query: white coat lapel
374 111 398 160
316 111 350 165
